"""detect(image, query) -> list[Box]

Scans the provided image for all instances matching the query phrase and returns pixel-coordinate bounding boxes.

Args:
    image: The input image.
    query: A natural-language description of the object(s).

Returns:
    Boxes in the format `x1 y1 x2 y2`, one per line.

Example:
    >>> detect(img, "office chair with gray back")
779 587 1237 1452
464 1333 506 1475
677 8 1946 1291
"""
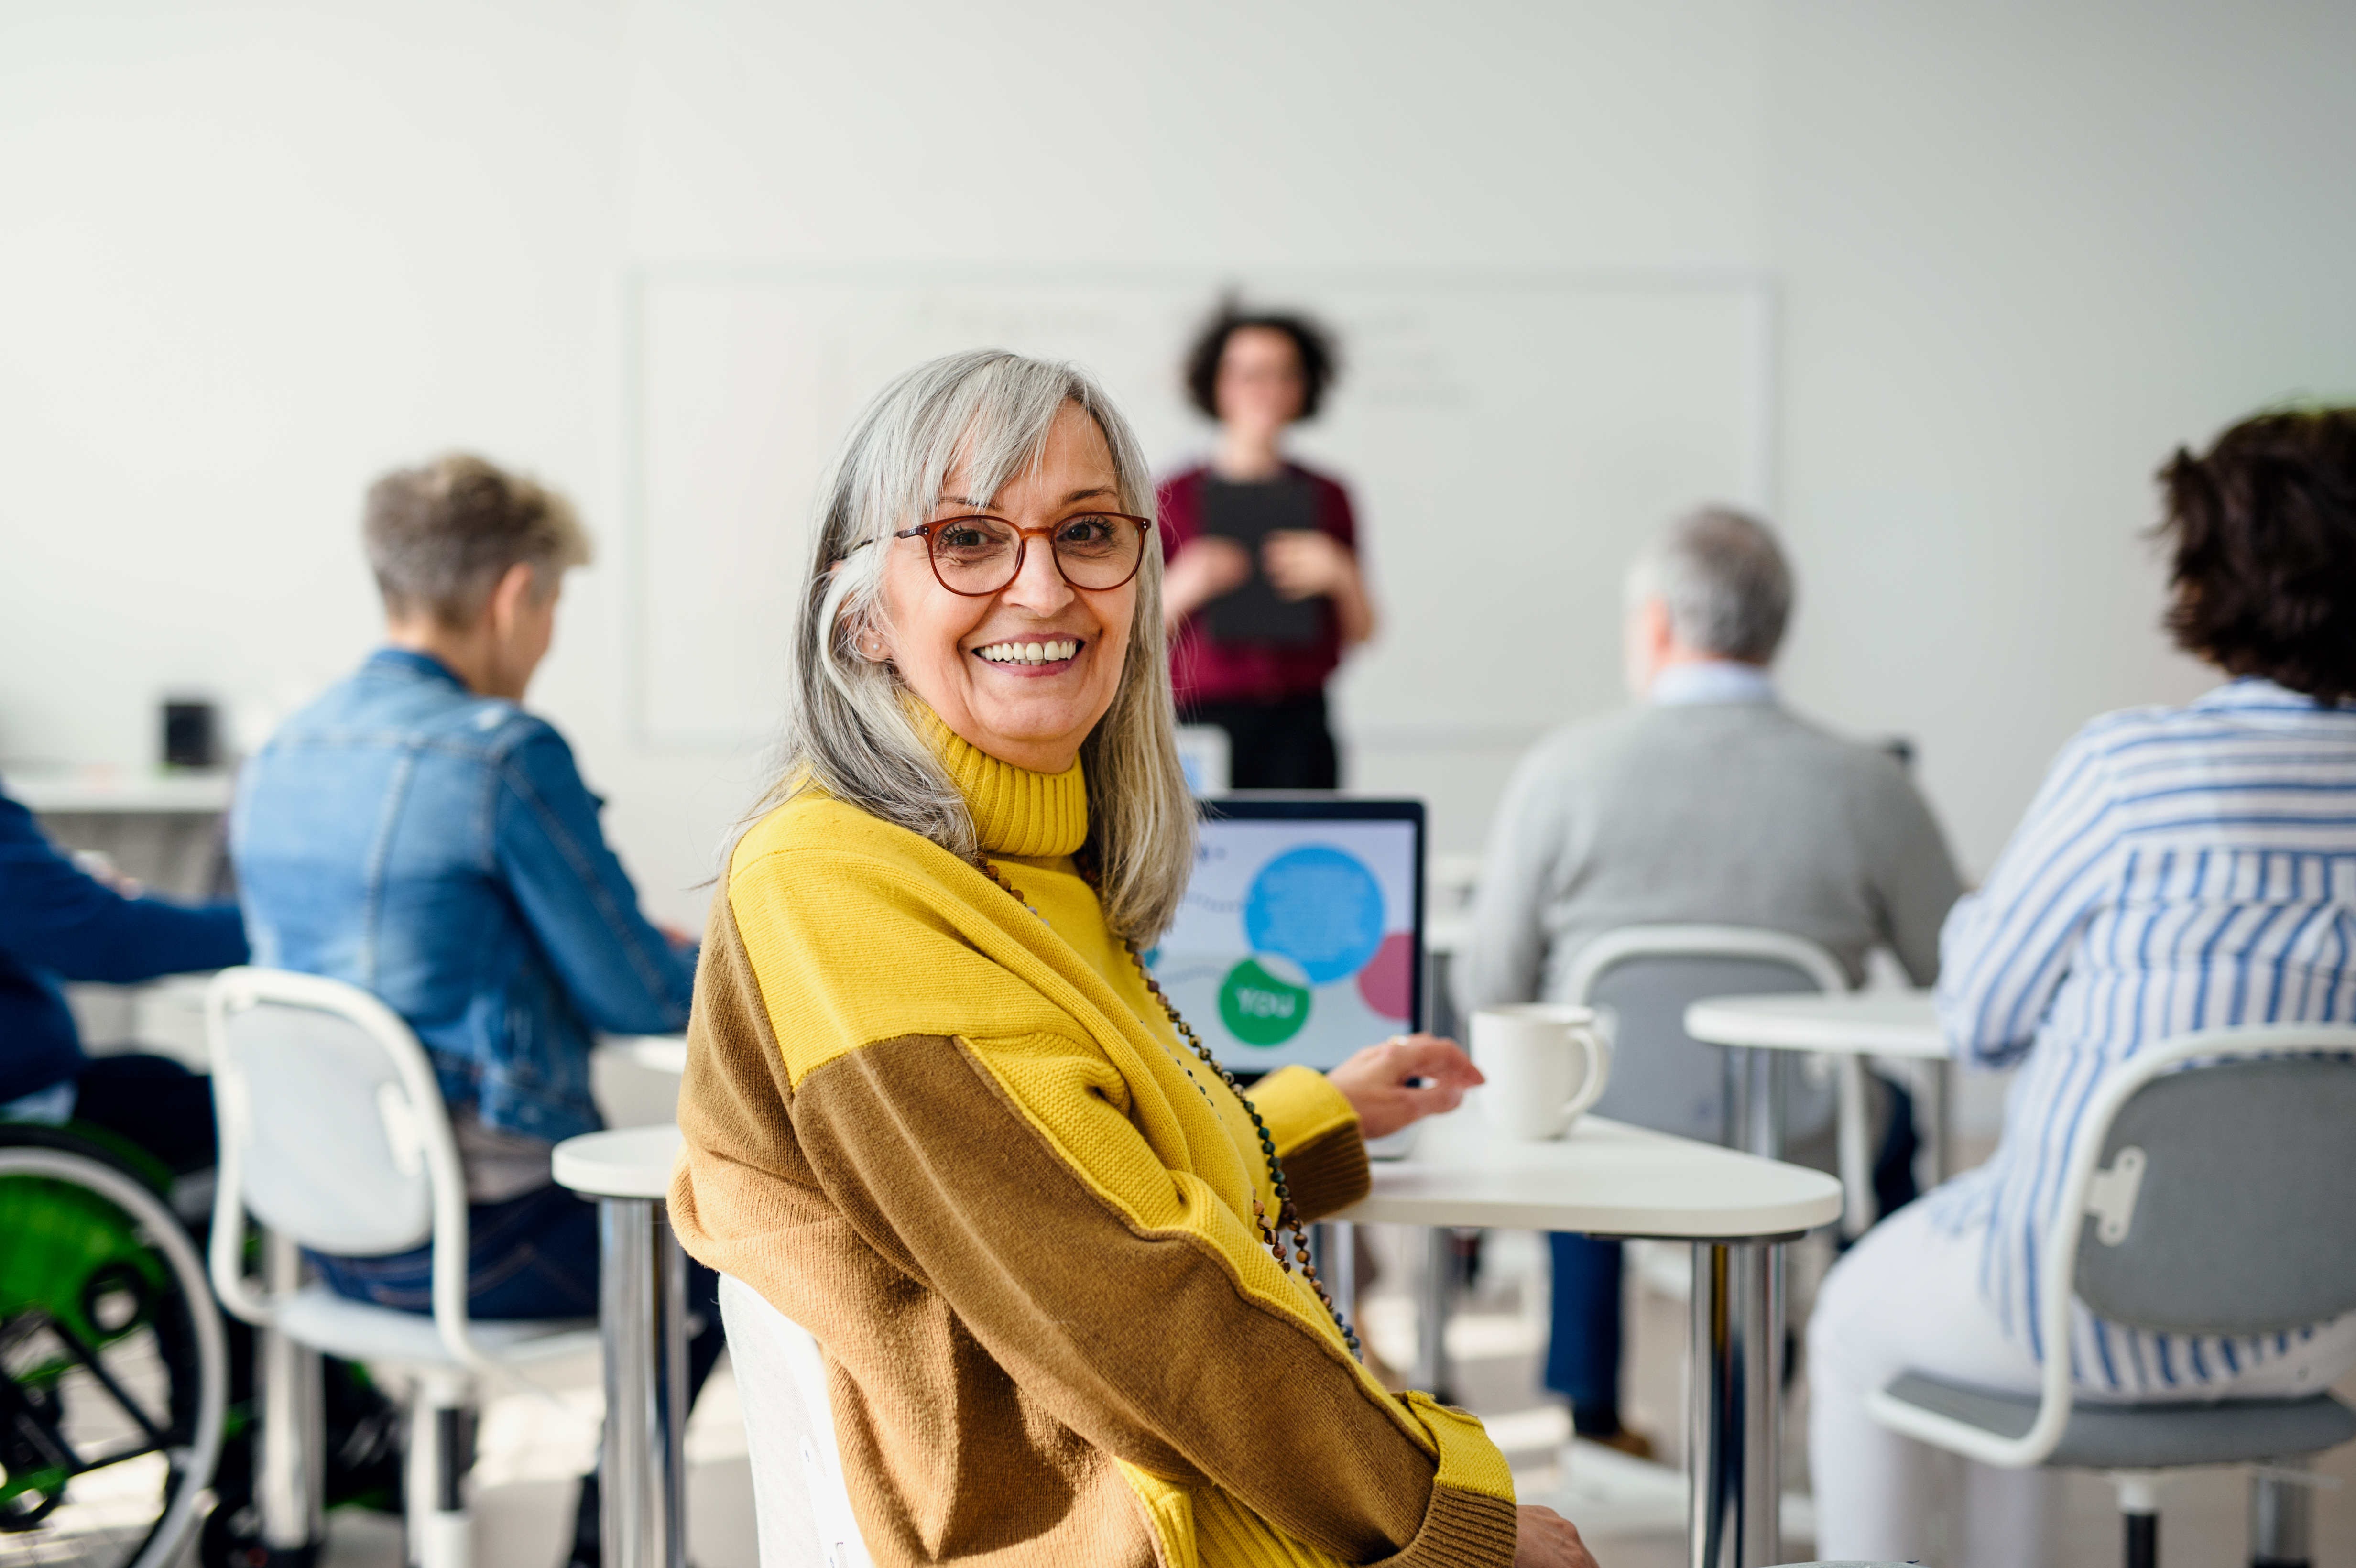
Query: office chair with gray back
205 967 601 1568
1868 1025 2356 1568
1565 924 1848 1157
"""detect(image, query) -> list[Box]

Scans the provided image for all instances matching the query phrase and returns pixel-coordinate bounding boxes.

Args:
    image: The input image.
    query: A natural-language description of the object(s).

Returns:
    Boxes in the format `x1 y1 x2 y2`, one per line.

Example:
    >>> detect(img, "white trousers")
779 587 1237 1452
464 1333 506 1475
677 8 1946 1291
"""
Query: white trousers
1807 1199 2356 1568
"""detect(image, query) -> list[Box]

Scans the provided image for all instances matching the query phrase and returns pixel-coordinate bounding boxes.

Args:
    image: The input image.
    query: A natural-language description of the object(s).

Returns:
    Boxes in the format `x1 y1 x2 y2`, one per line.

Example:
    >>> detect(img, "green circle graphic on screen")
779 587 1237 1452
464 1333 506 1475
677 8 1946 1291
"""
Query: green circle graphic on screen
1218 958 1312 1047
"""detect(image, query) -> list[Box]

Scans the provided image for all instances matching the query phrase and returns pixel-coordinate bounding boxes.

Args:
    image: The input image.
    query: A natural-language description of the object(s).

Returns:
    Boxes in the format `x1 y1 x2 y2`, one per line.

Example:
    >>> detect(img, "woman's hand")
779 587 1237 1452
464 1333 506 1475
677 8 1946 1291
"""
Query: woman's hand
1326 1034 1483 1139
1514 1505 1599 1568
1260 528 1353 600
1162 536 1253 628
1261 529 1378 646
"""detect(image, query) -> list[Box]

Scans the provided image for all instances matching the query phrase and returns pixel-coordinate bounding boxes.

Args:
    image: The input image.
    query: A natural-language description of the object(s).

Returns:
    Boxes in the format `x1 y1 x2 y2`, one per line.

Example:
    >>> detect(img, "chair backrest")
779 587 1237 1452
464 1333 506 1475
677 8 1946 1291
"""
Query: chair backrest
718 1274 875 1568
205 968 495 1375
1565 925 1846 1144
2072 1045 2356 1338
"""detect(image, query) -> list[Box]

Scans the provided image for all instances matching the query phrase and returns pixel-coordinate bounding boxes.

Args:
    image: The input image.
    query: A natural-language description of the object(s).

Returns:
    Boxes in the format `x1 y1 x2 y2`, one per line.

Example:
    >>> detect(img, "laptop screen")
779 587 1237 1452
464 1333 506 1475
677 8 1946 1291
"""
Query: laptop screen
1144 798 1426 1073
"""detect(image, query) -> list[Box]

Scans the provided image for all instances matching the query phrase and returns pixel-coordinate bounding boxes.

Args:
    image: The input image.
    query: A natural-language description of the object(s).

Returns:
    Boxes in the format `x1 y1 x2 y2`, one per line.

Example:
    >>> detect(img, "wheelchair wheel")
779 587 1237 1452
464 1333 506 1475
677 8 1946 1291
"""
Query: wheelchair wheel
0 1144 228 1568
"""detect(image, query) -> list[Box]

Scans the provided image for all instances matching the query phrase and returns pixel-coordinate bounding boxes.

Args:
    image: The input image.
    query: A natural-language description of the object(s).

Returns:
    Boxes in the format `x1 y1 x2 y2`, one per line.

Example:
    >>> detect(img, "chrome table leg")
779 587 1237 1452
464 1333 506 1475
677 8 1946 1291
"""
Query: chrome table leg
598 1196 689 1568
1688 1239 1786 1568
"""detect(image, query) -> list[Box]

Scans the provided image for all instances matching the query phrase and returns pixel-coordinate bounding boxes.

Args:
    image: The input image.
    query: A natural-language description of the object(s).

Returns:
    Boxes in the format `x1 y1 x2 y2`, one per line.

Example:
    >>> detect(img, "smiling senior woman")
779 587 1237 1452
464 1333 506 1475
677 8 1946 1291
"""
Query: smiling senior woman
669 351 1592 1568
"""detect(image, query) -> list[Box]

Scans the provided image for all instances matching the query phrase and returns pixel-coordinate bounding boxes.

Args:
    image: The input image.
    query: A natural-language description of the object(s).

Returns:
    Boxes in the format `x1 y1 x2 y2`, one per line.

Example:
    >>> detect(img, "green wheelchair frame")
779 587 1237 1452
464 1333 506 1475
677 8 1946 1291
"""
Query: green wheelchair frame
0 1122 227 1568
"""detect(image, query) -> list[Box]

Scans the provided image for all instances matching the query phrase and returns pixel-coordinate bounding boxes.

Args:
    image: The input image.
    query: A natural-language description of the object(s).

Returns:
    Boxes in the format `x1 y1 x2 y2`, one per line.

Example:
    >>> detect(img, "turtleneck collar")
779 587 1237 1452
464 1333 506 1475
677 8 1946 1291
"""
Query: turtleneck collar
913 704 1090 859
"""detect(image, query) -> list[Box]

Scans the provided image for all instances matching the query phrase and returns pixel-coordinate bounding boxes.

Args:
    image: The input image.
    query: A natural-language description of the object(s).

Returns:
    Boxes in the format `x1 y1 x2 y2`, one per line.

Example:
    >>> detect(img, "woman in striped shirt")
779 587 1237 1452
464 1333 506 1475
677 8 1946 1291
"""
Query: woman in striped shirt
1809 406 2356 1568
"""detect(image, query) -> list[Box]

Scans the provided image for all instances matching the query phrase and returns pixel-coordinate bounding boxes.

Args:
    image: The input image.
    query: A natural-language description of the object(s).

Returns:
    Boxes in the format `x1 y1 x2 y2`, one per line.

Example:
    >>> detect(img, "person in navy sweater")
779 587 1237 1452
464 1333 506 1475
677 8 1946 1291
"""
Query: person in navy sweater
0 784 248 1173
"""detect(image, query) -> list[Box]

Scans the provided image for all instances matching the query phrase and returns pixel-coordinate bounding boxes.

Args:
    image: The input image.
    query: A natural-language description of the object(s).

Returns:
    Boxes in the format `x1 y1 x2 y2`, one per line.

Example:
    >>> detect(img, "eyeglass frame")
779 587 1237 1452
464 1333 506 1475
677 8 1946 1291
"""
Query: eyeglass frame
851 510 1157 598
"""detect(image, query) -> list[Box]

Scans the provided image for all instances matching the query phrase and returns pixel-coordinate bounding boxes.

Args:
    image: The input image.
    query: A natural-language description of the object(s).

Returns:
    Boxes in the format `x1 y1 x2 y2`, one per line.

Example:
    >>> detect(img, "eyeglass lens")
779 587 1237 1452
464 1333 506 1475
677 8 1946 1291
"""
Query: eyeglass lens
929 514 1144 593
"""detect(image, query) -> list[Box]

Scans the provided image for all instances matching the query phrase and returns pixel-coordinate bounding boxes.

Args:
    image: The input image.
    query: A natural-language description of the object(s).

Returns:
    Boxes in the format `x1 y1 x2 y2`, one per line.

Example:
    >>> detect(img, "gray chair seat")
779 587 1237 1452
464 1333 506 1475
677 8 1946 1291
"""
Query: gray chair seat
1884 1371 2356 1470
273 1285 595 1371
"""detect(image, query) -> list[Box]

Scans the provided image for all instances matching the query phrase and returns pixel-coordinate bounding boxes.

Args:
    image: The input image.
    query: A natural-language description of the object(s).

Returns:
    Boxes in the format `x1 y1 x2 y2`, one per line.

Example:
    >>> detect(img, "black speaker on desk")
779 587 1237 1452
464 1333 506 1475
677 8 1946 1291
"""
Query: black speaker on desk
162 699 219 770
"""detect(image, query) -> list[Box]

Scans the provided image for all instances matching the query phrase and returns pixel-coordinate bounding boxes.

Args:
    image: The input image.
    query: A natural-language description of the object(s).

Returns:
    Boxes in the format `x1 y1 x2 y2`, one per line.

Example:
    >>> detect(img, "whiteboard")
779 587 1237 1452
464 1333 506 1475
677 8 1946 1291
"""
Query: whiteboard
627 267 1772 751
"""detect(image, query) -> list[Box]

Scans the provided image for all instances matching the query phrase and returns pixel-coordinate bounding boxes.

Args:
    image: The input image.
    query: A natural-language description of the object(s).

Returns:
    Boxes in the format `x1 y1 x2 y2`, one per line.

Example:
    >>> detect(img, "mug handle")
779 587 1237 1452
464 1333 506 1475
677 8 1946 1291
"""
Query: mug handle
1555 1021 1613 1131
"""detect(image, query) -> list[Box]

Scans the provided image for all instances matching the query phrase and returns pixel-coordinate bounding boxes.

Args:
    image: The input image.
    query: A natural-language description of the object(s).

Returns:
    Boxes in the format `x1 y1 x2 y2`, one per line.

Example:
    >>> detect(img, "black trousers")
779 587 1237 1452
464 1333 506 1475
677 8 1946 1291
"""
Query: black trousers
72 1053 218 1176
1179 691 1339 791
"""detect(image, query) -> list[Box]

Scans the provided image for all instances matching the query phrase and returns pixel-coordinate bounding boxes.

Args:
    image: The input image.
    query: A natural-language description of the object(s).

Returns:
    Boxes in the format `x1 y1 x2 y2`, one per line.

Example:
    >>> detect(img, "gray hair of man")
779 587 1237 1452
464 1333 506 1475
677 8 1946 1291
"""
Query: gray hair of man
763 348 1196 946
1622 505 1795 664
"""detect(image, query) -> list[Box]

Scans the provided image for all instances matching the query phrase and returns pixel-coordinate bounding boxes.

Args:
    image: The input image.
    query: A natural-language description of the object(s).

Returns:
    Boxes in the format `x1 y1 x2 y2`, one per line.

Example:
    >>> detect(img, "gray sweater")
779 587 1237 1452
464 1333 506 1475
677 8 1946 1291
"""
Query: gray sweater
1462 700 1962 1010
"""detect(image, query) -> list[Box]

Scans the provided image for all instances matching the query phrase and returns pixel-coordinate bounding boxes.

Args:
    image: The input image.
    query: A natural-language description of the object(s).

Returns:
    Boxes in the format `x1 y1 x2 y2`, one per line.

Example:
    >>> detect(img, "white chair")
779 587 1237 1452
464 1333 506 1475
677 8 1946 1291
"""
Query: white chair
717 1273 875 1568
1868 1025 2356 1568
205 967 601 1568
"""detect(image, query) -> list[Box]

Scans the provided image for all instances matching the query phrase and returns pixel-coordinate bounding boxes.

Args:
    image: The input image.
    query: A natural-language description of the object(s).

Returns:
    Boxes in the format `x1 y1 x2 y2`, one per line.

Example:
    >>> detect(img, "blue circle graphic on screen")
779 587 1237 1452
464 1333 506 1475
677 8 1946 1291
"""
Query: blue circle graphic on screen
1243 846 1386 985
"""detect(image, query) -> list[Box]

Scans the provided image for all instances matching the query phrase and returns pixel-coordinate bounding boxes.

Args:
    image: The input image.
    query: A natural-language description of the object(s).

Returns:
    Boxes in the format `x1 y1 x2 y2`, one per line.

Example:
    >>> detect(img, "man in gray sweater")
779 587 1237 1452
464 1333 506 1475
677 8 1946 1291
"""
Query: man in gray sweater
1462 506 1962 1452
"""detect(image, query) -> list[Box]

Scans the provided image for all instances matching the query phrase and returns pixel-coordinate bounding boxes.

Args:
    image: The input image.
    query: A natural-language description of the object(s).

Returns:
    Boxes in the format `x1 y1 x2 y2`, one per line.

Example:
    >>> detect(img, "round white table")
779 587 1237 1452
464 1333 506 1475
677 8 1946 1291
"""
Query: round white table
553 1125 689 1568
1683 991 1952 1236
1337 1108 1843 1568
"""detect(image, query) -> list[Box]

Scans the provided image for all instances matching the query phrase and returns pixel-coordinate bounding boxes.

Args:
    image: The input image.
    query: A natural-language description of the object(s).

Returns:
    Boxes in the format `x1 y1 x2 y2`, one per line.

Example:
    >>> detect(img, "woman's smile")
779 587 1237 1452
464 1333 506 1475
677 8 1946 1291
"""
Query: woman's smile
969 635 1083 675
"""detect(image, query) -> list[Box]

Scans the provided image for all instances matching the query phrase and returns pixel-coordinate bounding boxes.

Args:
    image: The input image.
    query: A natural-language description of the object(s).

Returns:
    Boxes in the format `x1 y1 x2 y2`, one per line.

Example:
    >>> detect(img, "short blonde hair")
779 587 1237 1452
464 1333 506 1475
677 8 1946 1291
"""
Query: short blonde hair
363 453 591 627
764 350 1195 945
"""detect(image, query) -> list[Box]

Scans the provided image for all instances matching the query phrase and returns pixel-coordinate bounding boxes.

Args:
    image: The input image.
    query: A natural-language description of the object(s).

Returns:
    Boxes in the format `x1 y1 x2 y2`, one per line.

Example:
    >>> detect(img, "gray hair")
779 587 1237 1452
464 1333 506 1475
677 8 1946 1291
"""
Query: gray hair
363 453 591 626
762 349 1196 945
1624 506 1793 663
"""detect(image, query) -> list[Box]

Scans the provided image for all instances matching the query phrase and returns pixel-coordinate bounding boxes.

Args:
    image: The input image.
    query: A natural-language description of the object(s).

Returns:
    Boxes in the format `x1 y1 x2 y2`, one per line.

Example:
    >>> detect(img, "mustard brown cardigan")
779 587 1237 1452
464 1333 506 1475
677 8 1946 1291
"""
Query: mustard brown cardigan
670 717 1517 1567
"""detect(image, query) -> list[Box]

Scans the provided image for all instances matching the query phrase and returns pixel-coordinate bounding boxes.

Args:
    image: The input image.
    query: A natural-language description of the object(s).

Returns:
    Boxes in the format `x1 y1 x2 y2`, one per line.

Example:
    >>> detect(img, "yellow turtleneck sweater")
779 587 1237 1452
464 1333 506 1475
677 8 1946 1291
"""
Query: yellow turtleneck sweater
669 712 1517 1568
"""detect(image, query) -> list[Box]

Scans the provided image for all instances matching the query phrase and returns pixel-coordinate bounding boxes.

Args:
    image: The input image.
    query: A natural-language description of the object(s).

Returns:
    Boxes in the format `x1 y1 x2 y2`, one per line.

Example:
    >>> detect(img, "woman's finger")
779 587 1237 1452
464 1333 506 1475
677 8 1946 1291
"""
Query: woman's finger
1383 1034 1484 1087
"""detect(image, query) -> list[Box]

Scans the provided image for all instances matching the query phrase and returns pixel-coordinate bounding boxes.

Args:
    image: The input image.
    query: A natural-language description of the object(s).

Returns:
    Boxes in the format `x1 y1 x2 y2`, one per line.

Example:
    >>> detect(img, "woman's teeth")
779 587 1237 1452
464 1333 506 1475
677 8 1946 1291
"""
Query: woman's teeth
975 639 1079 665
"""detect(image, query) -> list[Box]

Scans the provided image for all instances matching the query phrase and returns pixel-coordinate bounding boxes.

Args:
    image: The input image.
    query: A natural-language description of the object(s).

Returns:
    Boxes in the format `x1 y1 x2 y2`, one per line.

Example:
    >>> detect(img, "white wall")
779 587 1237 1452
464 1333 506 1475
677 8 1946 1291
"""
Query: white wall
1766 1 2356 863
3 0 2352 926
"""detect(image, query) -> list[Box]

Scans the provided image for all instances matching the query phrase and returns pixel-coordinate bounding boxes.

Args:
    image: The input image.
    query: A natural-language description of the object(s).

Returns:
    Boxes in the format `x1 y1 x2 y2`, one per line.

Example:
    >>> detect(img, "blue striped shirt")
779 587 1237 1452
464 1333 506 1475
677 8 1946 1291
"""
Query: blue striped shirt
1929 678 2356 1392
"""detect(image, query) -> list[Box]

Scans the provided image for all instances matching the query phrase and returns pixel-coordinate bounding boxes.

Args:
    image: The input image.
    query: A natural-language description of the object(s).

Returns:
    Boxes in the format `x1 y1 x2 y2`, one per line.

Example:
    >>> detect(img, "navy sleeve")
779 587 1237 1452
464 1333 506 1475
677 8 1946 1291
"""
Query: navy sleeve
0 791 249 983
490 729 697 1036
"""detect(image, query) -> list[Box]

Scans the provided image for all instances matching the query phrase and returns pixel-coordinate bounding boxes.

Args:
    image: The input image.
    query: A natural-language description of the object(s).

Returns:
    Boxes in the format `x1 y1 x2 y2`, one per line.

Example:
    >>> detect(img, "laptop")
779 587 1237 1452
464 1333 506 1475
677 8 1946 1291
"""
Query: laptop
1145 799 1427 1131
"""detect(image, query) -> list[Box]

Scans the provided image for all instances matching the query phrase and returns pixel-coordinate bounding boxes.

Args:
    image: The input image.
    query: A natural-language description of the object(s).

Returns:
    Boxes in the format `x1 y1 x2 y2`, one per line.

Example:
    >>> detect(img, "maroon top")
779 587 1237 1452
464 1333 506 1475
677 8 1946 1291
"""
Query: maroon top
1156 461 1359 708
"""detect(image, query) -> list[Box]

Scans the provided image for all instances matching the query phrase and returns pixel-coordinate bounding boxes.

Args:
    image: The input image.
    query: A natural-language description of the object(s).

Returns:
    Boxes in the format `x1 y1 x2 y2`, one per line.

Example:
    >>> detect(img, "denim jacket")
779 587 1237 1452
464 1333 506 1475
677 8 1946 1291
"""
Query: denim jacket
232 650 694 1143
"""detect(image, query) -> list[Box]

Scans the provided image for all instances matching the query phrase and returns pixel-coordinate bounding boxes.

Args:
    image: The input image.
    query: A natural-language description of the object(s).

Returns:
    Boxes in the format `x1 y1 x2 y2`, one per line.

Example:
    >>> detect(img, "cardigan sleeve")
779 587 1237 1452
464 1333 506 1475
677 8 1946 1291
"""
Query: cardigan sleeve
686 842 1517 1567
1246 1065 1371 1221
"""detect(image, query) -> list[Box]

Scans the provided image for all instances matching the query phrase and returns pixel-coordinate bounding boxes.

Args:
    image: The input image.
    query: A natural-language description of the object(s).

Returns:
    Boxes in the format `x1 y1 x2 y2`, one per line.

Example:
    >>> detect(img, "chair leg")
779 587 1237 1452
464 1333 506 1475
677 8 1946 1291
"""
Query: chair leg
257 1237 326 1564
2115 1474 2161 1568
406 1374 476 1568
2250 1459 2313 1568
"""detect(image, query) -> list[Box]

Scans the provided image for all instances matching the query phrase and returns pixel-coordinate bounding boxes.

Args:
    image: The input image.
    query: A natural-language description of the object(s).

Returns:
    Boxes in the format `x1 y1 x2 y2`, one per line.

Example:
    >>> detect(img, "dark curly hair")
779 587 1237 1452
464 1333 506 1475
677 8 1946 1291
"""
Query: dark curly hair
2157 406 2356 704
1183 305 1339 423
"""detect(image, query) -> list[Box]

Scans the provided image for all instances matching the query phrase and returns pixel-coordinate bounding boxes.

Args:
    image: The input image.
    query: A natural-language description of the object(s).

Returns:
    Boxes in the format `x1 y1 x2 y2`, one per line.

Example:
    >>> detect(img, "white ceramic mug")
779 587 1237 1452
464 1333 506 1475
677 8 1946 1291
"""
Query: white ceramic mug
1470 1003 1613 1141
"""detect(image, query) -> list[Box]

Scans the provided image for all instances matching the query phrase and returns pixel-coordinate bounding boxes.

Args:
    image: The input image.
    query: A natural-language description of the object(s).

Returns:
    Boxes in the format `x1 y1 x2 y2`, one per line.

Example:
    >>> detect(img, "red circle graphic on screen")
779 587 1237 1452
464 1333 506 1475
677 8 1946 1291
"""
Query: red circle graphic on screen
1354 931 1414 1022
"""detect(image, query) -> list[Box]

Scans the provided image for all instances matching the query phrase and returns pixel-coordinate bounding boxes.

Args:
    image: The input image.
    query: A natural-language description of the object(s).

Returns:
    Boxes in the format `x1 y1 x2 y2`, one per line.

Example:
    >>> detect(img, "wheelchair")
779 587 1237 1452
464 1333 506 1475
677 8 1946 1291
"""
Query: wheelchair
0 1121 227 1568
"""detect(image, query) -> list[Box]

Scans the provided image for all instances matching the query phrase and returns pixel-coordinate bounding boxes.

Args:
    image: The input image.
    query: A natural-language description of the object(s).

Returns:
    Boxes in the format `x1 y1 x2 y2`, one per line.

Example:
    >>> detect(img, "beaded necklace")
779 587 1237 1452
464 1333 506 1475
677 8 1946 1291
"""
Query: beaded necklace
973 853 1362 1361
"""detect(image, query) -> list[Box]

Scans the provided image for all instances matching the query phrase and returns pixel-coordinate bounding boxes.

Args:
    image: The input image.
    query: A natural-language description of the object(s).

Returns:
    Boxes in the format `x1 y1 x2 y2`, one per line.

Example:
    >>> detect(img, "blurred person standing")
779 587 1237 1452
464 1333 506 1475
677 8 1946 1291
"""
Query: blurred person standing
232 455 709 1568
1463 507 1963 1454
1159 306 1377 788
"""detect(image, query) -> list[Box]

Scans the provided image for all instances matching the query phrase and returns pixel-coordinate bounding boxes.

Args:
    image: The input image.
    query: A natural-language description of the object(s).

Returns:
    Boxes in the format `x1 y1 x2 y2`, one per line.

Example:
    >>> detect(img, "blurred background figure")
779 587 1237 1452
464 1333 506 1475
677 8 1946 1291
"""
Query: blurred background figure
1159 305 1378 788
230 454 712 1568
0 782 245 1175
1464 506 1963 1455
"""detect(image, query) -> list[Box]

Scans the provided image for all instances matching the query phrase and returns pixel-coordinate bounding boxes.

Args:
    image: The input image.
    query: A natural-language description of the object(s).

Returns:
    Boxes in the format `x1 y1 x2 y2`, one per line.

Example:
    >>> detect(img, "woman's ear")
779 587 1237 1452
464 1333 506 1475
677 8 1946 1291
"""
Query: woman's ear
843 611 889 664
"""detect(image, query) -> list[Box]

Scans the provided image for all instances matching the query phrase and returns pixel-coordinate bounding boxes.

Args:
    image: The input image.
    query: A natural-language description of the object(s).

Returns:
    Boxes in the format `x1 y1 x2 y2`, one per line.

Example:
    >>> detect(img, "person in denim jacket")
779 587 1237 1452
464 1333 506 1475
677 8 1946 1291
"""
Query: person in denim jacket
233 454 708 1567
